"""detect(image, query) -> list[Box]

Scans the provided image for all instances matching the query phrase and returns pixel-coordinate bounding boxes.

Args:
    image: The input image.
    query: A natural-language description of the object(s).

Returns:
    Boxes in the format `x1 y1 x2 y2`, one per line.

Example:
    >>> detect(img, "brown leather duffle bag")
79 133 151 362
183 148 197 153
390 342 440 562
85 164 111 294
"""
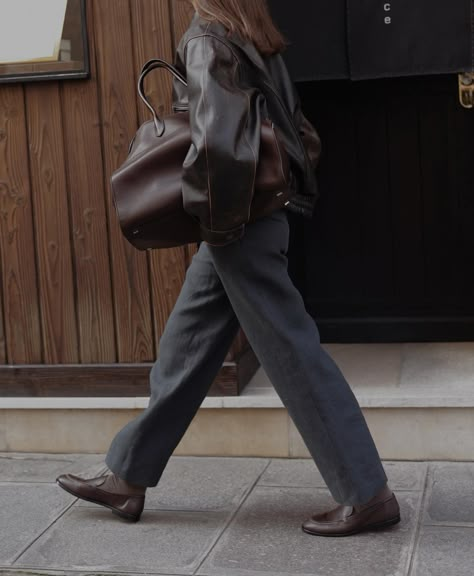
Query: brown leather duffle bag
111 59 293 250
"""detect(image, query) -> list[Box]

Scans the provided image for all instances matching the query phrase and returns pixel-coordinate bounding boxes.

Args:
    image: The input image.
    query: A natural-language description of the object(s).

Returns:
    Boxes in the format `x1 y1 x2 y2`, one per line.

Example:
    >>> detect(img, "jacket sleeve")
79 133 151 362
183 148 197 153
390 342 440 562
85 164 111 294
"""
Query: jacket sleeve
182 35 259 246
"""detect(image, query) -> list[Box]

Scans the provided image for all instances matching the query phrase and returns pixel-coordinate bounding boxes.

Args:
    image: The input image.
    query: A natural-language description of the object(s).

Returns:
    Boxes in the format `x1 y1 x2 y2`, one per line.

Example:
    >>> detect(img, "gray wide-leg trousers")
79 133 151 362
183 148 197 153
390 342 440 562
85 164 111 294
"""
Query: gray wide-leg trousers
105 209 388 505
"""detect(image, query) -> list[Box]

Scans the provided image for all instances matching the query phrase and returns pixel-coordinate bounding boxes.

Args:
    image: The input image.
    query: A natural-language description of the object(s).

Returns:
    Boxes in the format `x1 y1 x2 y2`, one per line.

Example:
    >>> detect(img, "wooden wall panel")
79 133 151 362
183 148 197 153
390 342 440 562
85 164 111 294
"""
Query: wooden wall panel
26 82 79 363
386 91 425 307
130 0 187 347
171 0 195 45
448 95 474 311
0 86 42 363
419 91 453 310
0 0 257 395
131 0 174 117
0 270 5 364
305 84 361 312
0 362 254 397
60 0 116 363
354 84 394 306
93 0 154 362
301 77 474 341
185 244 198 263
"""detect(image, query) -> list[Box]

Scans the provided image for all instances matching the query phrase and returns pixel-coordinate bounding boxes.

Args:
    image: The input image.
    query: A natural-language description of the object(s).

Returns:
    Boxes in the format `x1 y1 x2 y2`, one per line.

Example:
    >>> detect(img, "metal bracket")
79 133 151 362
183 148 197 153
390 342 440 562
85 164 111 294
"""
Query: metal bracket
459 73 474 108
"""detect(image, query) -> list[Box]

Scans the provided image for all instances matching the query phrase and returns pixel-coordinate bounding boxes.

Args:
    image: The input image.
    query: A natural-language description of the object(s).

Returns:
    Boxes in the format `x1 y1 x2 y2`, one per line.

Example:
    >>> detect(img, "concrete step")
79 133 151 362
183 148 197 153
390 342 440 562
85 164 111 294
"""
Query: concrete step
1 343 474 460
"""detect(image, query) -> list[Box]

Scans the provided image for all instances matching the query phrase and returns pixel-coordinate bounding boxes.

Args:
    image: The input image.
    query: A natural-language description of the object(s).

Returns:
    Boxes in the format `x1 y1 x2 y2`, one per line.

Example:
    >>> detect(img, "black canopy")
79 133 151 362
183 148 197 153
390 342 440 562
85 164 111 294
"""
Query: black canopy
269 0 473 81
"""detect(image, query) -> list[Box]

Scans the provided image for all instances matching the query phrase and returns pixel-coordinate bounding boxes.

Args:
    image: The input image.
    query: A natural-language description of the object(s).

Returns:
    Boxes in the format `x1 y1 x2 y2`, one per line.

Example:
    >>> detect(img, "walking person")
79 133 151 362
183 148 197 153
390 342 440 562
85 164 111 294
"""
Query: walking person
57 0 401 537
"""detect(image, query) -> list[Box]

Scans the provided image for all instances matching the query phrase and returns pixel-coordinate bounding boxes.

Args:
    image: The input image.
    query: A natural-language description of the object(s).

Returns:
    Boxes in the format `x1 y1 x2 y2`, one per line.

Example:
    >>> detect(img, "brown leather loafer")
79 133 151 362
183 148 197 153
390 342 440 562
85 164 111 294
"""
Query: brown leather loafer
302 489 401 537
56 473 145 522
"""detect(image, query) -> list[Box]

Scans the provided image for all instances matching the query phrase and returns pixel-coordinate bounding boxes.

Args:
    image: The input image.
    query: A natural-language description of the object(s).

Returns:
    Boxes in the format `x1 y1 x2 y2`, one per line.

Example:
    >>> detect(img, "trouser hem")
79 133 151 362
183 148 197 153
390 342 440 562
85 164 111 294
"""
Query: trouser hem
104 453 161 488
337 464 389 506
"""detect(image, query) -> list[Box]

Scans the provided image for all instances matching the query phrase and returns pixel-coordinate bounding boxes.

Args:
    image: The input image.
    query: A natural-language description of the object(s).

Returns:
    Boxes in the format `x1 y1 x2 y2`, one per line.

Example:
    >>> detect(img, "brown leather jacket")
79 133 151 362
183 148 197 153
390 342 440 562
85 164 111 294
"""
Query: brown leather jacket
172 12 321 245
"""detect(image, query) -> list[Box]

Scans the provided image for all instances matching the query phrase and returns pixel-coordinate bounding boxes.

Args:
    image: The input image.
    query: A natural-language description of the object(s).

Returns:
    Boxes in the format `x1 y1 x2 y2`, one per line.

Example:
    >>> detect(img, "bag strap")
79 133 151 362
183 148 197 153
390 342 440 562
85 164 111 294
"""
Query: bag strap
138 58 187 136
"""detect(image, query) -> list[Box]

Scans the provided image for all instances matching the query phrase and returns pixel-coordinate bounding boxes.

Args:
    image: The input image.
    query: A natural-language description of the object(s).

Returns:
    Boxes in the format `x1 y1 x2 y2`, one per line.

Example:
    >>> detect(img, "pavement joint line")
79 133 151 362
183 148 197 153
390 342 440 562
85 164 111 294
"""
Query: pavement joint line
1 564 186 576
256 483 426 492
191 458 273 575
0 464 107 486
0 481 59 485
406 462 431 576
0 455 76 462
256 483 331 489
76 504 236 515
421 522 474 529
0 568 70 574
10 495 79 567
0 569 189 576
0 563 75 573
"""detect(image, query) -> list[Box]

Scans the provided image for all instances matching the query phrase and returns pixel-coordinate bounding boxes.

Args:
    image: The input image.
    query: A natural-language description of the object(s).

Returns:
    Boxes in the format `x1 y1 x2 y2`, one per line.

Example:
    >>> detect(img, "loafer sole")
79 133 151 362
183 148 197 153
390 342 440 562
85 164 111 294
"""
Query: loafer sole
56 478 142 522
302 514 401 537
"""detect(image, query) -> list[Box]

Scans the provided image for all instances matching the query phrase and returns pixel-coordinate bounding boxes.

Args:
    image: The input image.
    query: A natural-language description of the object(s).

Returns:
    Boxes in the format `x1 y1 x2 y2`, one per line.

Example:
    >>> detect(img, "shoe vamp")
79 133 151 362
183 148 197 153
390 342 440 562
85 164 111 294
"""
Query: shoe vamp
84 476 108 487
313 505 354 523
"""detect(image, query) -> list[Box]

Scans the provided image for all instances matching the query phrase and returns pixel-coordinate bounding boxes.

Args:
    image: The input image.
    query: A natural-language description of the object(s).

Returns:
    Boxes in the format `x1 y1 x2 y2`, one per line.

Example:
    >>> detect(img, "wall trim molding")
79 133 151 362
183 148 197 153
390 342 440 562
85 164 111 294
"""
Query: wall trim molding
0 347 259 397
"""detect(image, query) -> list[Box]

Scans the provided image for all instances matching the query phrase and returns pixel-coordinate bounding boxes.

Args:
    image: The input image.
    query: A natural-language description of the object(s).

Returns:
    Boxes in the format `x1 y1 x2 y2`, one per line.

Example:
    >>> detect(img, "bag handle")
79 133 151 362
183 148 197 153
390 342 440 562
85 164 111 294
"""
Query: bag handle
138 58 188 137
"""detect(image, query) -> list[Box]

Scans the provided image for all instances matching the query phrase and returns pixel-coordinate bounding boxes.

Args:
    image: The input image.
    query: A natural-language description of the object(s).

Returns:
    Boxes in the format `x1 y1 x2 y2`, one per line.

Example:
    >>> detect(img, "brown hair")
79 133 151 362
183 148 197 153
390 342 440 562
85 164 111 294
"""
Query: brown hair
190 0 288 56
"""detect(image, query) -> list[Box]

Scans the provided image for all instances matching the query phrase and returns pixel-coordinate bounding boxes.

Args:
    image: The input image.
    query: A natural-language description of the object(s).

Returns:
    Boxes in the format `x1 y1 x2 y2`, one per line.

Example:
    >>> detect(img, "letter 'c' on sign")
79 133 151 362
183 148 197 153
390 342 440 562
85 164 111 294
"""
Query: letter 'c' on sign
384 3 391 10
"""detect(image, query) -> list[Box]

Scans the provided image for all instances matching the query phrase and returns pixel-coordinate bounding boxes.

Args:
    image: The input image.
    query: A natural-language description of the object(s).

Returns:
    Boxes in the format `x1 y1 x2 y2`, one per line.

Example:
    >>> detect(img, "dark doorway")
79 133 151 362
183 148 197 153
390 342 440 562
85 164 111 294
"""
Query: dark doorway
288 75 474 342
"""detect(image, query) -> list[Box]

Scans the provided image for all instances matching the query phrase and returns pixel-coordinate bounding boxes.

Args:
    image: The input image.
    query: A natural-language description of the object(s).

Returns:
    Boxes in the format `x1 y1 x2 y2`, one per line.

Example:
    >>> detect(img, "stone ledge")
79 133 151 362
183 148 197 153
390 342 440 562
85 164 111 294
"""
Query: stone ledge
1 389 474 409
1 406 474 460
4 341 474 409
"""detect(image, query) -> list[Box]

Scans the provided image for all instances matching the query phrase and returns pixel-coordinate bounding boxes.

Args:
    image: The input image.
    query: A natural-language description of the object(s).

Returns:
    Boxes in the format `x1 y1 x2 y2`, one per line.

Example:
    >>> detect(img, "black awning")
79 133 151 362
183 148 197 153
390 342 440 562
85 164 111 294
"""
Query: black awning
269 0 473 81
268 0 349 81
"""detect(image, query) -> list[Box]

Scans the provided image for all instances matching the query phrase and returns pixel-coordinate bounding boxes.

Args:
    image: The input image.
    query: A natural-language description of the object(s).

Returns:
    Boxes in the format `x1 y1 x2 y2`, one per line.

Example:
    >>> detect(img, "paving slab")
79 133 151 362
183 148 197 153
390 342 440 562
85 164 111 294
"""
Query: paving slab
382 461 427 491
0 484 74 566
258 459 427 491
257 459 325 488
198 487 420 576
423 462 474 524
15 506 230 575
77 456 269 512
0 453 106 483
411 525 474 576
0 572 179 576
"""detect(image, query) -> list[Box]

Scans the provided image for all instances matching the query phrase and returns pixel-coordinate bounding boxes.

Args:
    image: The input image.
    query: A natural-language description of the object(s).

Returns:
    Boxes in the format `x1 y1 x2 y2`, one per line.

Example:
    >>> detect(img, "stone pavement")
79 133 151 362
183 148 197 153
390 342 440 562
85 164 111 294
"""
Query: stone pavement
0 453 473 576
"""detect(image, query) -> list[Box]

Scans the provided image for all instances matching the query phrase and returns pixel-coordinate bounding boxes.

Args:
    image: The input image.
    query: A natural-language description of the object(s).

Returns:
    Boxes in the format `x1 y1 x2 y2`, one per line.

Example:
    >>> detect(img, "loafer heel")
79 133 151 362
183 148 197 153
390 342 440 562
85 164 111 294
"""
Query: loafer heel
112 508 141 522
369 514 401 531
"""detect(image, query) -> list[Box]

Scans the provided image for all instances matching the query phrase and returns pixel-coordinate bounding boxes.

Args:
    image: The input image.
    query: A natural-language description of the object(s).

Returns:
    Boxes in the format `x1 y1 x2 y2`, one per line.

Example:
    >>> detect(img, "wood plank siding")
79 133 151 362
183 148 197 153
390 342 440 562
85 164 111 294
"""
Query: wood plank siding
299 76 474 341
3 1 469 400
0 0 256 396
